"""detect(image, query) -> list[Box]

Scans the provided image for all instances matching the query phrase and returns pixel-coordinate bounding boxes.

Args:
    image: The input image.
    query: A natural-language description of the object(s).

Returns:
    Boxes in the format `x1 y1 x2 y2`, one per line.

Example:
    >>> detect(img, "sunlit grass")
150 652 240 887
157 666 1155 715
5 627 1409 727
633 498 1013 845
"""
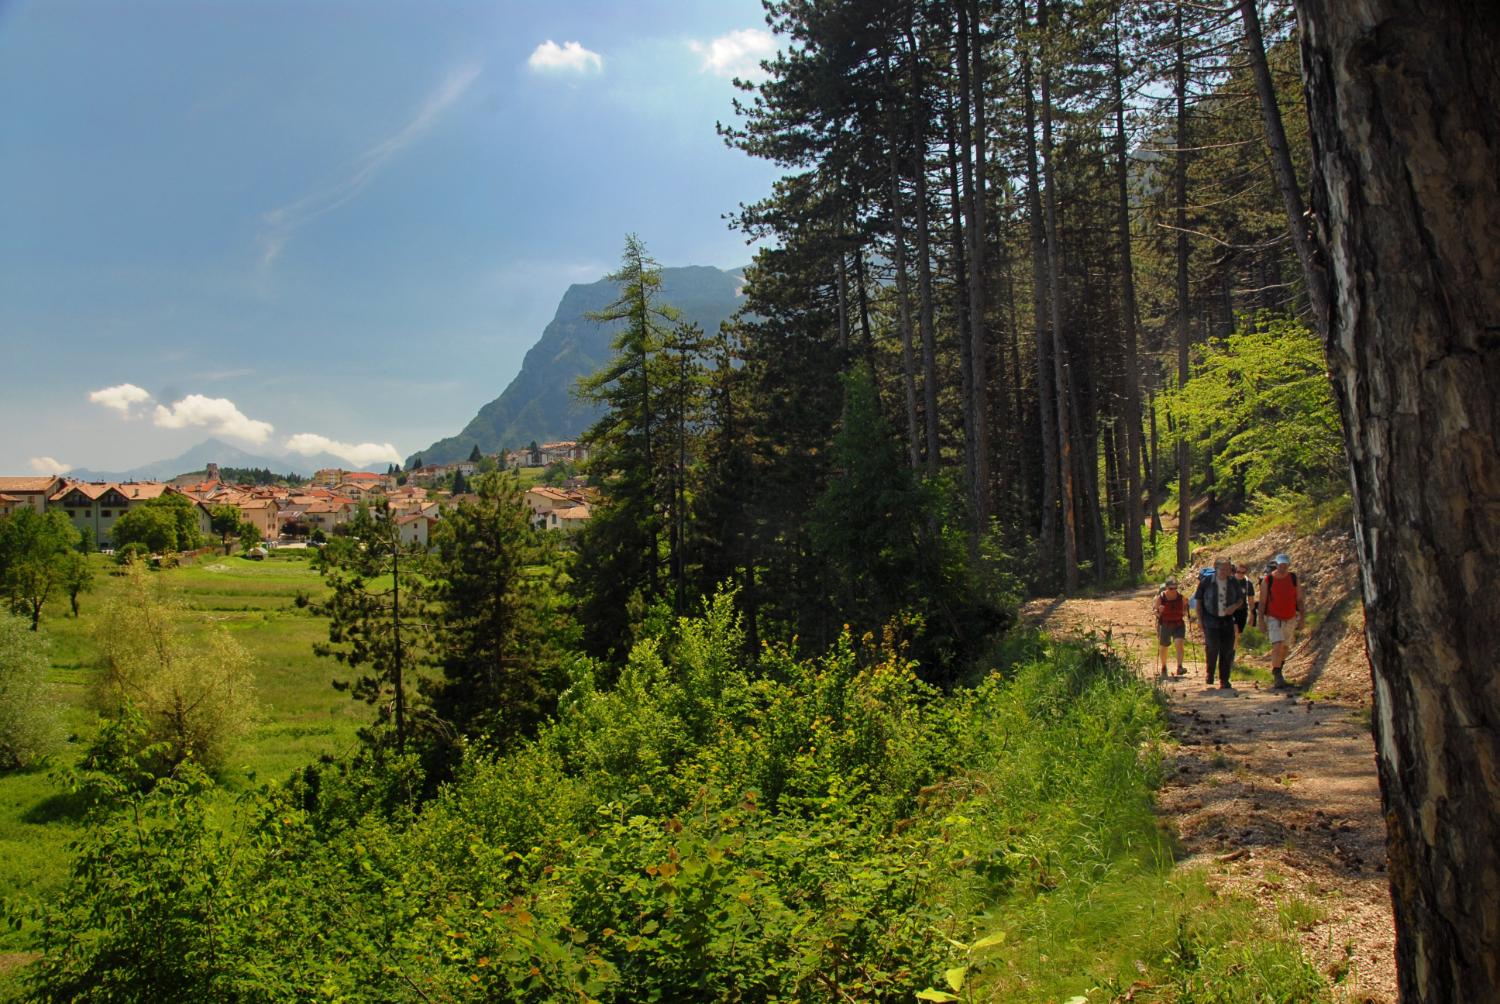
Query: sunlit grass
0 550 358 967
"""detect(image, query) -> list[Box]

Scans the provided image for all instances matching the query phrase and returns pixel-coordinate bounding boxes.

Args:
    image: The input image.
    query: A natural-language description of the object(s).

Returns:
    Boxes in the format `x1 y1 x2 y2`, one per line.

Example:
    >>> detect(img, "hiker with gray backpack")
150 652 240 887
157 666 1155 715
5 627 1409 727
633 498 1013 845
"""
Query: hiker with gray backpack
1193 557 1251 690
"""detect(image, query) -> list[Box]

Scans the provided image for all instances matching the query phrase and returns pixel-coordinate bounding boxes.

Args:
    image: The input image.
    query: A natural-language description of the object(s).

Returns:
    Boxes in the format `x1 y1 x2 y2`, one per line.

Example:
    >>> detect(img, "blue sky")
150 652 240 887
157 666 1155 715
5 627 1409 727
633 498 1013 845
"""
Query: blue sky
0 0 782 473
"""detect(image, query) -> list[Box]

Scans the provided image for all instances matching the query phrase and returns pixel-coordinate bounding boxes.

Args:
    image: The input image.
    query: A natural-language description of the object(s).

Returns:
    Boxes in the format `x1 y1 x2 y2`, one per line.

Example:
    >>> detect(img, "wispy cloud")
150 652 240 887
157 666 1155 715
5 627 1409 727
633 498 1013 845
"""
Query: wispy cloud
191 367 256 383
284 433 401 468
88 383 152 417
153 394 274 445
28 456 72 474
689 29 775 81
527 40 603 75
258 63 484 267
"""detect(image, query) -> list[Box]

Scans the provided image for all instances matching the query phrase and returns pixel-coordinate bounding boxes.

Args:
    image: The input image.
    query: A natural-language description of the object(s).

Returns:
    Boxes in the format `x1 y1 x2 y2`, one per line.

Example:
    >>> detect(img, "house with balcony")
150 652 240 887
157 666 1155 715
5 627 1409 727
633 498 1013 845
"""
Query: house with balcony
46 481 211 548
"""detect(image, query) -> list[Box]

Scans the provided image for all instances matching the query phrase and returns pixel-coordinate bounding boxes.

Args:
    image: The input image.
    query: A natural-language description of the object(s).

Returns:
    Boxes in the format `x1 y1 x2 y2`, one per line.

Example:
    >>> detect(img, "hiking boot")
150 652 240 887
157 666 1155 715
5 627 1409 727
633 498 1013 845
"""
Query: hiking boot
1272 668 1289 689
1218 683 1234 691
1175 665 1186 677
1159 665 1169 677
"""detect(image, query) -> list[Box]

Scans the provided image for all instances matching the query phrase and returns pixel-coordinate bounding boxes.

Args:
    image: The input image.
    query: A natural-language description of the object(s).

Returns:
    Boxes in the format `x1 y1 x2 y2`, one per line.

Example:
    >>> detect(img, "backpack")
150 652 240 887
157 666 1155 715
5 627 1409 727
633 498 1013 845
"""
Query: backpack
1262 572 1299 614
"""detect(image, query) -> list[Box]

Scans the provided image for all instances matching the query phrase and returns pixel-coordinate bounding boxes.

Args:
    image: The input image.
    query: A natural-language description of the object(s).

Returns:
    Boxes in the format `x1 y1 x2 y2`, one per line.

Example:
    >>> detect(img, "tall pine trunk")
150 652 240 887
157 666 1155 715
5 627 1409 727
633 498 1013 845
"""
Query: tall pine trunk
965 0 992 535
1040 0 1079 592
955 4 990 538
1298 3 1500 999
1112 17 1146 578
1021 43 1059 585
1172 5 1192 569
906 18 941 475
884 52 922 470
946 92 977 513
1238 0 1330 331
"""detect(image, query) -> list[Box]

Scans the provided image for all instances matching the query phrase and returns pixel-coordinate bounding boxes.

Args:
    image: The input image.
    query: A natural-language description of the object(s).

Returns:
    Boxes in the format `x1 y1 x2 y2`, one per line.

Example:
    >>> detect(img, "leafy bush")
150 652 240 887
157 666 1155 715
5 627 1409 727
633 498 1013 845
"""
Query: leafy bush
0 612 63 769
30 599 1324 1003
113 542 149 567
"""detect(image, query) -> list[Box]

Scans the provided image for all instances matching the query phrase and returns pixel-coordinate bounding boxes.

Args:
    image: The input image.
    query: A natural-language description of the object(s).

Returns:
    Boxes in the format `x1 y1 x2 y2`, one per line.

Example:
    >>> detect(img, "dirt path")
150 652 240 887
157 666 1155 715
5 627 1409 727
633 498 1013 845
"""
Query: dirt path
1024 584 1396 1003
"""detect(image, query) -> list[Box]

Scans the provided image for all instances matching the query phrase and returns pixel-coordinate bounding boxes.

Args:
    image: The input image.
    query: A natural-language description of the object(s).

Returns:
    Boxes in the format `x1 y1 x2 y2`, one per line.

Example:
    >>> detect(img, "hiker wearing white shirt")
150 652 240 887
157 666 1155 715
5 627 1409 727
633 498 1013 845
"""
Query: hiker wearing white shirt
1193 557 1249 690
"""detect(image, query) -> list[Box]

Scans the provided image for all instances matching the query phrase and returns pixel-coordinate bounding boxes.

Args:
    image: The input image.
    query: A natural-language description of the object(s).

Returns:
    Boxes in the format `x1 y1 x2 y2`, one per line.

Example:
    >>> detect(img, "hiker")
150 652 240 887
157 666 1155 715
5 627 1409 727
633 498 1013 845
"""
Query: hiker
1233 564 1256 639
1154 577 1188 677
1193 556 1249 690
1259 552 1302 689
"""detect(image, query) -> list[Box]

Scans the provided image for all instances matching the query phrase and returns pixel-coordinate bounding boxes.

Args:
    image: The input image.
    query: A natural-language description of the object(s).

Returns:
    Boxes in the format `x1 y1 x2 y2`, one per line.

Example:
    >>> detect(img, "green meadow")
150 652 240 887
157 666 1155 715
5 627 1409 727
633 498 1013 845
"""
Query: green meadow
0 549 360 964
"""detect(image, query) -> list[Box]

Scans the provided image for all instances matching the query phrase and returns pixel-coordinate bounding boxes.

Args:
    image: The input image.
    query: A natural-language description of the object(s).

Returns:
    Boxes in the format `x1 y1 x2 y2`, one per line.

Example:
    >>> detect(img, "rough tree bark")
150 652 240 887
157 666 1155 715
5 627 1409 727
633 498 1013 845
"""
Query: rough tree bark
1297 3 1500 1000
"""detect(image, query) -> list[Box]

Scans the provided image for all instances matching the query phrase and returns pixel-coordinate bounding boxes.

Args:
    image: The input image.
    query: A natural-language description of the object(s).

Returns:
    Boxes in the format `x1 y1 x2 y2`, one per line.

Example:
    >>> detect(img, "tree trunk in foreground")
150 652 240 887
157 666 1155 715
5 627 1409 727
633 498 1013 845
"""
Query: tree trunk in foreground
1297 3 1500 1000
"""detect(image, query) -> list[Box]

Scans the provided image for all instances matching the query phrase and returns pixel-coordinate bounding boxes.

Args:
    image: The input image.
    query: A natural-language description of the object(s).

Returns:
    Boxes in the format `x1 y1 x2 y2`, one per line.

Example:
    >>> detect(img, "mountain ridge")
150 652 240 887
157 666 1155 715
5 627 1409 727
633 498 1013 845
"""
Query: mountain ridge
408 264 746 468
67 438 384 482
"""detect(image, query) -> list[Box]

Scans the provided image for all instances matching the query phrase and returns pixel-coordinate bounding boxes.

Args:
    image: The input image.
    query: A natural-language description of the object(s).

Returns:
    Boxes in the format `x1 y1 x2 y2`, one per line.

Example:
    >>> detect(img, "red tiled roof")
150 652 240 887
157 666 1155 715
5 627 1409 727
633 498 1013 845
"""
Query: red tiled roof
0 476 63 493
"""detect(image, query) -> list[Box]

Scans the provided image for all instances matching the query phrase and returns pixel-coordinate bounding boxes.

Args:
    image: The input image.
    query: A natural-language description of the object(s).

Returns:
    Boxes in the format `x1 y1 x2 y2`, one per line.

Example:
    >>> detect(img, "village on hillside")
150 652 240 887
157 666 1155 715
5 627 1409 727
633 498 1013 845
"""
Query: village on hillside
0 441 593 553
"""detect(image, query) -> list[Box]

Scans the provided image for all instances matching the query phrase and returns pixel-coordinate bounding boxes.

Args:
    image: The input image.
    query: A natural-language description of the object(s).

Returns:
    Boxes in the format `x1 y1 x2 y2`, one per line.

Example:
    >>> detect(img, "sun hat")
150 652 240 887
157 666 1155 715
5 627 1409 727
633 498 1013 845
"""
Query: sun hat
1275 553 1291 565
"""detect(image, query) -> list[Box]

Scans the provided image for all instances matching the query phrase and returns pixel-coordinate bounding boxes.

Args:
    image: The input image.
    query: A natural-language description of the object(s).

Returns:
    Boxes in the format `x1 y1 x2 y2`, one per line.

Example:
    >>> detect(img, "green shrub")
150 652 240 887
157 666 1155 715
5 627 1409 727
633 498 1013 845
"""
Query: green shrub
0 612 63 769
113 542 149 567
28 600 1325 1003
94 566 258 775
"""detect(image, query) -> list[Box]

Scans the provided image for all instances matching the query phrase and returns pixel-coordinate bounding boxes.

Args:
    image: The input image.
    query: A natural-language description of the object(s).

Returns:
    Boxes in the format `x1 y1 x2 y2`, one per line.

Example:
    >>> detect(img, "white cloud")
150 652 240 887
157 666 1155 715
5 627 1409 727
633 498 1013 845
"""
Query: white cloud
284 433 401 469
28 456 72 474
88 383 153 416
689 29 775 81
527 40 603 75
152 394 274 445
259 63 483 267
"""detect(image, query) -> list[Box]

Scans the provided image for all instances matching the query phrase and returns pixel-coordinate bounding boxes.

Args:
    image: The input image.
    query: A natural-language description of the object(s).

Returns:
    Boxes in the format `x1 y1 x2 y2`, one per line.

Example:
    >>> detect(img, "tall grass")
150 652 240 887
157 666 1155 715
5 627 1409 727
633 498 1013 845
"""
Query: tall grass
0 550 357 984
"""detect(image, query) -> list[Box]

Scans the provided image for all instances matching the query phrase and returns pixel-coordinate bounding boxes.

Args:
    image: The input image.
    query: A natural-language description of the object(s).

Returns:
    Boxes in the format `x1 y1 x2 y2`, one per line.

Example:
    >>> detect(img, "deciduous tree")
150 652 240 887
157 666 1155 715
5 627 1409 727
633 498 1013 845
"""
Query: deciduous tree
0 507 80 630
95 566 257 774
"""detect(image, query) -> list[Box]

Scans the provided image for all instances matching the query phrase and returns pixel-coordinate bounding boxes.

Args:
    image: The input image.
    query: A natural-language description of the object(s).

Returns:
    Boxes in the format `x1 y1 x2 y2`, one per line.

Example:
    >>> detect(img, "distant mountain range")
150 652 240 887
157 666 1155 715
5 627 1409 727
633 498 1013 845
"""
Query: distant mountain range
67 438 383 482
408 264 746 468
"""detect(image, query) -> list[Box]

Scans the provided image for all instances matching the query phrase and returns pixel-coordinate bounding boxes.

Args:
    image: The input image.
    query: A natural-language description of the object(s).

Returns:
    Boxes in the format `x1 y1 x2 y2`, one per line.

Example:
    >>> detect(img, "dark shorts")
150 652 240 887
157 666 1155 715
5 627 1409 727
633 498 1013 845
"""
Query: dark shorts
1158 622 1186 645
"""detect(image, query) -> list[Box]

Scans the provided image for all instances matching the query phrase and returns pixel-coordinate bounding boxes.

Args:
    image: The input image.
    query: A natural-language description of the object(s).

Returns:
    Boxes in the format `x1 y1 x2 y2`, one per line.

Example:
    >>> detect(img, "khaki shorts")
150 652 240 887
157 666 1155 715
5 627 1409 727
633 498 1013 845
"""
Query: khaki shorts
1266 614 1298 644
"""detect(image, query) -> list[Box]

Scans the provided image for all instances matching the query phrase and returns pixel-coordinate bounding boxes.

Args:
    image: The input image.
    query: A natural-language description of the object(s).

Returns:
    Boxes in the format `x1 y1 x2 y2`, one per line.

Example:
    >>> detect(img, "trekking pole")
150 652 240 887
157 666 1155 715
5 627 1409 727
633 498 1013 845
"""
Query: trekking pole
1189 614 1204 682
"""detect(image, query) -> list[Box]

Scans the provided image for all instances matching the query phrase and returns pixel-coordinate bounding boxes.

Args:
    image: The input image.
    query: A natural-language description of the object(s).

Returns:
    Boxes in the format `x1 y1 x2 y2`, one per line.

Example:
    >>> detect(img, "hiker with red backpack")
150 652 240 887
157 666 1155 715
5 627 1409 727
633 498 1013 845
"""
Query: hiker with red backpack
1154 577 1189 677
1259 553 1302 689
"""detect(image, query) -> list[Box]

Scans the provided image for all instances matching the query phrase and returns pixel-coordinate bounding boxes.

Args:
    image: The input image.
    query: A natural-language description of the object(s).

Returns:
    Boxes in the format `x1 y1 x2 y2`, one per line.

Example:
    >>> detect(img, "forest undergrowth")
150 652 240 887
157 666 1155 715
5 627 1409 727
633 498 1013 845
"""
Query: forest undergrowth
13 591 1328 1003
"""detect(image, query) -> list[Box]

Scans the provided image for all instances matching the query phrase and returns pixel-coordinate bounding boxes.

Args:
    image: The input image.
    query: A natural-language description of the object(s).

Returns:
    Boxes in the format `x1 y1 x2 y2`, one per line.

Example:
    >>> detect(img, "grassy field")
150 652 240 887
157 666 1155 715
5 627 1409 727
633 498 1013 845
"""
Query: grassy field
0 548 361 969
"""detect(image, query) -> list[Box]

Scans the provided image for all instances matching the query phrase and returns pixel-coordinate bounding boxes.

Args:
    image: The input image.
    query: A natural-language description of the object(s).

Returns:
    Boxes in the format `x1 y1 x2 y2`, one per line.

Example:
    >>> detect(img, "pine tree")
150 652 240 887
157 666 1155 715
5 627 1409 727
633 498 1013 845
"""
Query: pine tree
314 500 423 754
572 235 691 656
423 472 570 761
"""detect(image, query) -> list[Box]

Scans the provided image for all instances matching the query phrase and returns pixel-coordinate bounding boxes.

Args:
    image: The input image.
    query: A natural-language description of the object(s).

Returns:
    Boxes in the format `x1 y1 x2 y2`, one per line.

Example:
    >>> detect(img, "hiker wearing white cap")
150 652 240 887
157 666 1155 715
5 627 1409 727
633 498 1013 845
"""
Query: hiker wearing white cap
1259 552 1302 688
1154 578 1188 677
